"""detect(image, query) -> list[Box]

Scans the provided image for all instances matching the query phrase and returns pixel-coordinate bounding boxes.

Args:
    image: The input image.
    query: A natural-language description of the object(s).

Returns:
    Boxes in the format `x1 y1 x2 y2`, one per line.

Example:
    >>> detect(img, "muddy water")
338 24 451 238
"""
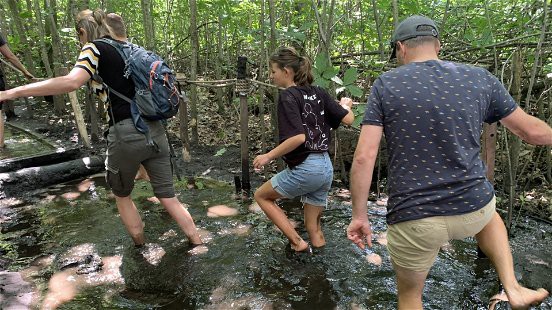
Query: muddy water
1 176 551 309
0 126 54 160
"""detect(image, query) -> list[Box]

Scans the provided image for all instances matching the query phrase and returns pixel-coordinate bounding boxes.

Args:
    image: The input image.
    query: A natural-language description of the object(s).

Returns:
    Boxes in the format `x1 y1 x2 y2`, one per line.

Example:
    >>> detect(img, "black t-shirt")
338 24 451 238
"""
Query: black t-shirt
74 36 134 125
0 34 6 47
278 85 348 168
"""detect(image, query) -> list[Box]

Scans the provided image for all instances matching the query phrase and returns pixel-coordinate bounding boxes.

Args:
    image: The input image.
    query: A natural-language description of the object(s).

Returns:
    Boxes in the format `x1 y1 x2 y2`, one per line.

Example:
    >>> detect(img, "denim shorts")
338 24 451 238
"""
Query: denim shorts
271 152 333 207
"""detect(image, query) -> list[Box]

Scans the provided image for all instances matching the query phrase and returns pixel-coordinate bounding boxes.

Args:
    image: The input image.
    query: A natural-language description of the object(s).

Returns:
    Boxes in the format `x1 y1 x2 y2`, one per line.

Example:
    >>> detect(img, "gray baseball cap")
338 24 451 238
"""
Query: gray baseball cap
390 15 439 59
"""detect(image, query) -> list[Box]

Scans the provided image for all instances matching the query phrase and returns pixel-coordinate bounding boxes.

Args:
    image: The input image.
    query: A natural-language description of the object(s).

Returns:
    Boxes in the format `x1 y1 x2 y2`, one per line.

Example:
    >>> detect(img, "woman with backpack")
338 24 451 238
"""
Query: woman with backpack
0 9 203 248
253 47 354 253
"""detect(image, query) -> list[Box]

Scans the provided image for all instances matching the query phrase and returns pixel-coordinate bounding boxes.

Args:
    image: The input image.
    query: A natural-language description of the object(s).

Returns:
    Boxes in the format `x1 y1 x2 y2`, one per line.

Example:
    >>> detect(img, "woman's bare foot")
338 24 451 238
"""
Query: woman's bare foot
506 285 549 310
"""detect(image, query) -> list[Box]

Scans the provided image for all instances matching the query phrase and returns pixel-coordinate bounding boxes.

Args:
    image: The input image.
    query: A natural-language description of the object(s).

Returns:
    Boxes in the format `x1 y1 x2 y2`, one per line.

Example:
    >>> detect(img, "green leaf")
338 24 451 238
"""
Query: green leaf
346 85 364 97
196 181 205 190
299 22 315 31
343 68 358 85
313 77 329 88
331 75 343 85
19 11 32 19
322 70 335 79
214 147 227 157
314 53 328 72
336 86 346 94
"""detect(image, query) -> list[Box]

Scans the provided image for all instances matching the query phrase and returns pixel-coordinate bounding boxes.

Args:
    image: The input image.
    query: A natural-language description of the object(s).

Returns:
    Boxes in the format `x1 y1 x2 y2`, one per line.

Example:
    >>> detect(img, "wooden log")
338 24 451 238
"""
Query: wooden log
0 148 82 173
0 155 104 198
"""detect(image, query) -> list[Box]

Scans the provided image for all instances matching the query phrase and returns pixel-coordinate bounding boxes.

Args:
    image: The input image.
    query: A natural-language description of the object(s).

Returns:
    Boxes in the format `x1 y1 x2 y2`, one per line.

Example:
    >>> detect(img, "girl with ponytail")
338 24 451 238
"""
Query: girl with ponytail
253 46 354 253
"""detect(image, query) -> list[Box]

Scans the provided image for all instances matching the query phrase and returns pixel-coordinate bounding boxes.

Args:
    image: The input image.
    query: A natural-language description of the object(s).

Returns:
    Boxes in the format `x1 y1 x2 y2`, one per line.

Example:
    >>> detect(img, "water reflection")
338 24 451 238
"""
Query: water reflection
0 126 54 160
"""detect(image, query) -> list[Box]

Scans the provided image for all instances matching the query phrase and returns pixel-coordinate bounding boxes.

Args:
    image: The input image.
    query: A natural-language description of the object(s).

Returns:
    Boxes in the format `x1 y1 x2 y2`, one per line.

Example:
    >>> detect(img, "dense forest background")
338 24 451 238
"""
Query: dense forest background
0 0 550 218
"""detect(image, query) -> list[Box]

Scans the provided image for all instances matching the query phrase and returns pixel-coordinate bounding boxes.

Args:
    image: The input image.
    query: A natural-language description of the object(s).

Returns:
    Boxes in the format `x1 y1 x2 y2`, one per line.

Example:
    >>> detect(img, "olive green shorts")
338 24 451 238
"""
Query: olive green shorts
105 118 175 198
387 196 496 272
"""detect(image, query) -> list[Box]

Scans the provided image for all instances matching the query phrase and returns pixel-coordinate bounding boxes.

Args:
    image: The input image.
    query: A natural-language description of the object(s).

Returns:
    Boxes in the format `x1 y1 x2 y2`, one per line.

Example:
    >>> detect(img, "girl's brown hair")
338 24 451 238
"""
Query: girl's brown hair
270 47 313 86
75 9 111 43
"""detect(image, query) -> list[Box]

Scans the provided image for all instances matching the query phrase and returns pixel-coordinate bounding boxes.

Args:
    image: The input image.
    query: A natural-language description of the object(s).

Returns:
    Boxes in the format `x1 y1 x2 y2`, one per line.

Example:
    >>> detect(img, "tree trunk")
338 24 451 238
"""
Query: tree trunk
268 0 279 147
392 0 399 27
45 0 67 115
7 0 35 76
188 0 199 144
141 0 156 51
370 0 385 60
215 15 224 113
33 0 54 78
259 0 267 158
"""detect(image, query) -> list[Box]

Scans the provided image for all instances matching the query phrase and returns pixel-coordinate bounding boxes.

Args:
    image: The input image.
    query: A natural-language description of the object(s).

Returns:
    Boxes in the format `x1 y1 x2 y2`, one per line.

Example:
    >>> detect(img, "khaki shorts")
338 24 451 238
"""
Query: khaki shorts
105 118 175 198
387 196 496 272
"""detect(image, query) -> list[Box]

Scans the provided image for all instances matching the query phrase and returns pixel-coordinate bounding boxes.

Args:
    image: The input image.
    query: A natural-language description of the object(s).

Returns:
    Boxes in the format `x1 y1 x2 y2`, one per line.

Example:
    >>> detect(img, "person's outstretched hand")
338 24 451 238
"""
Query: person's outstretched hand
253 153 272 170
347 218 373 250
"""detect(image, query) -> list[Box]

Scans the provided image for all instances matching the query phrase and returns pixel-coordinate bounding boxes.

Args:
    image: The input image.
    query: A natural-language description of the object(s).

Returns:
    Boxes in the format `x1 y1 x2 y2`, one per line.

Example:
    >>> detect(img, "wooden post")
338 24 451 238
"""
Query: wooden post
58 68 90 148
237 56 250 194
176 77 191 162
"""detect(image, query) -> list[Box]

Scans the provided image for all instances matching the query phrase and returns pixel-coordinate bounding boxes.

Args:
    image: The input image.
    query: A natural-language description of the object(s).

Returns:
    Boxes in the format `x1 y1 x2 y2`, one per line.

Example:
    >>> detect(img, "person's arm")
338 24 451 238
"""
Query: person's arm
0 44 35 80
339 97 354 125
347 124 383 249
500 107 552 145
0 67 90 102
253 133 305 169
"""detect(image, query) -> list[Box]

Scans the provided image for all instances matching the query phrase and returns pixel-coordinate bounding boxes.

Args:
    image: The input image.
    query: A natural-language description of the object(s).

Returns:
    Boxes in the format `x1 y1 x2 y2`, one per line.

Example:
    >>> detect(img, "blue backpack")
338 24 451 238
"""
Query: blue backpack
93 38 180 147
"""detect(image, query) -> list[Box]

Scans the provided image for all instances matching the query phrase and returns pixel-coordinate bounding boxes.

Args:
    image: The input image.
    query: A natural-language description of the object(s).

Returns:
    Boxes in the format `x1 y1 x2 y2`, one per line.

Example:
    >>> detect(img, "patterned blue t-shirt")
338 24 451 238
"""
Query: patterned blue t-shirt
362 60 517 225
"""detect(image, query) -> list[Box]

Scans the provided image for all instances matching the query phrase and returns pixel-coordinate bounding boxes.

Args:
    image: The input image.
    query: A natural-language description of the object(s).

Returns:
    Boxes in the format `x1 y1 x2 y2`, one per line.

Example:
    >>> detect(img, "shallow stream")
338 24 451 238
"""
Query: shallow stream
1 175 551 309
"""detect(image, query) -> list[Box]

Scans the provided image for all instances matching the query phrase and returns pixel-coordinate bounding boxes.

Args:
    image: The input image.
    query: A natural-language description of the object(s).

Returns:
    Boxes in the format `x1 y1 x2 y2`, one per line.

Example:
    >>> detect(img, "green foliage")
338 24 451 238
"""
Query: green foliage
314 54 363 98
214 147 227 157
313 53 339 89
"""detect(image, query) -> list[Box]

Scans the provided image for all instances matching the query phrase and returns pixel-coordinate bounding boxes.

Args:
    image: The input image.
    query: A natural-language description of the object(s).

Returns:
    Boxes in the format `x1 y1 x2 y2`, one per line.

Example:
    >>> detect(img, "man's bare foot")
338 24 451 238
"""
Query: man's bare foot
506 285 549 310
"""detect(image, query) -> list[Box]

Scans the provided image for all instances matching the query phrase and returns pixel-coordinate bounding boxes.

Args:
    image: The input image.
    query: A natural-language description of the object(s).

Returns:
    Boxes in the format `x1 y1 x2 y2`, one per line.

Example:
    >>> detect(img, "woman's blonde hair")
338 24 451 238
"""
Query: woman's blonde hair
269 47 313 86
75 9 110 43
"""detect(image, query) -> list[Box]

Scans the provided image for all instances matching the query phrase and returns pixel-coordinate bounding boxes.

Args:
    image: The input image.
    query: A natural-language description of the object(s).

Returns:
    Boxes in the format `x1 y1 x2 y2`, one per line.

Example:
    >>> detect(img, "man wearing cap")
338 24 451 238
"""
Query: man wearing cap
347 15 551 309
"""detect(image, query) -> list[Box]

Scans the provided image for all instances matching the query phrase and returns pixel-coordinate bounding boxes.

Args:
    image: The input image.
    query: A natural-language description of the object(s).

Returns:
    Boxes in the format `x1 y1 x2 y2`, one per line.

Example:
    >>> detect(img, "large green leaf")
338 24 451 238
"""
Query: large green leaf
343 68 358 85
346 85 363 98
313 77 330 89
331 75 343 85
314 53 329 72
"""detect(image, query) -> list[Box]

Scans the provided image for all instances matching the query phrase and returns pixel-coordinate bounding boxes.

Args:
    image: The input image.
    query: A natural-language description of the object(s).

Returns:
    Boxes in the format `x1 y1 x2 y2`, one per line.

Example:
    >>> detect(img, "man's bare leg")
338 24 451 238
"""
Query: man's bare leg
392 260 429 310
159 197 202 245
115 195 145 246
476 212 549 309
